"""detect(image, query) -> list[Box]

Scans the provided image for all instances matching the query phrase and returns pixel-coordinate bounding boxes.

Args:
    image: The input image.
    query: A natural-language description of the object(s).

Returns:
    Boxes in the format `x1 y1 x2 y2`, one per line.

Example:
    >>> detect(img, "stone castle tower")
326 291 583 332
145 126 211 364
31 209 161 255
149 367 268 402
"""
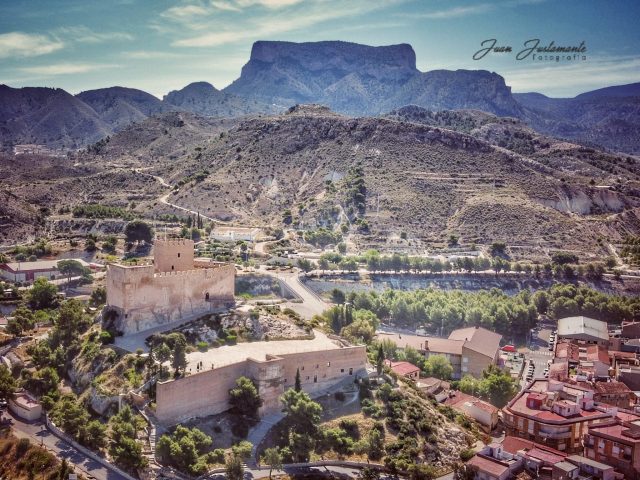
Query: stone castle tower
105 239 235 335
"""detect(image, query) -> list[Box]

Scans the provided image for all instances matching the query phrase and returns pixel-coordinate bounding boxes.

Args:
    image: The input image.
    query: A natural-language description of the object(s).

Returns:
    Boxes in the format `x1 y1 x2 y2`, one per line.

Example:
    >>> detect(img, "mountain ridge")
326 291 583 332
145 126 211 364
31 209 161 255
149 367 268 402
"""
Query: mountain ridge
1 40 639 154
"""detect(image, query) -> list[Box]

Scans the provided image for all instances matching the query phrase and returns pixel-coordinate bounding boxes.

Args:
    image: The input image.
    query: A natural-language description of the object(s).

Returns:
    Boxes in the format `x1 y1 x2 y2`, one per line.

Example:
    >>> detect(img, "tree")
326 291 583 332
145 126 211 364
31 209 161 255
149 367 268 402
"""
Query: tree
28 277 58 309
57 259 86 286
298 258 314 273
109 405 148 472
337 242 347 254
294 368 302 392
331 288 346 304
6 306 35 336
228 376 263 419
424 355 453 380
82 420 107 450
124 220 154 244
55 299 89 346
479 367 518 408
280 388 322 444
0 365 17 400
225 454 244 480
262 447 283 478
171 335 187 374
376 344 385 375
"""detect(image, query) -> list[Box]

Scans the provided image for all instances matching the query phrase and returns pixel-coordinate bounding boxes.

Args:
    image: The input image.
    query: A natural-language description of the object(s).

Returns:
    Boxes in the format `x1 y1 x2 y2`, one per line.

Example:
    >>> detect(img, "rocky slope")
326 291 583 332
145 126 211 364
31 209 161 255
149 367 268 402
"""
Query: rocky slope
146 105 640 257
164 81 279 117
0 84 112 149
516 83 640 155
2 105 640 256
76 86 168 131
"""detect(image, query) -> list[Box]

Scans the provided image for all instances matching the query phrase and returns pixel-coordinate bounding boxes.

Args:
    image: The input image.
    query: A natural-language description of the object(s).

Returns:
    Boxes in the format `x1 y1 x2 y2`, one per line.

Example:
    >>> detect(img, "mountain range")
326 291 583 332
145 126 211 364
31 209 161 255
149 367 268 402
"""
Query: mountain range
0 40 639 154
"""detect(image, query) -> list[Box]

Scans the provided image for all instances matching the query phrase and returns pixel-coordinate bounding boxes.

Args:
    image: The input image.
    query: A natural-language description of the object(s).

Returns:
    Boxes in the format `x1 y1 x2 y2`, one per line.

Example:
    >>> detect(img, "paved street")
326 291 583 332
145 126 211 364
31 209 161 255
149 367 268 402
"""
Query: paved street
3 410 128 480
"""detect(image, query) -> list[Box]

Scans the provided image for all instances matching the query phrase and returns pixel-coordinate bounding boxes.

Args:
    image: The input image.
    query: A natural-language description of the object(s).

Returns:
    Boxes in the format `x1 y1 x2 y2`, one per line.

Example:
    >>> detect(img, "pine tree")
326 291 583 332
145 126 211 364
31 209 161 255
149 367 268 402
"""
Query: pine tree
294 368 301 392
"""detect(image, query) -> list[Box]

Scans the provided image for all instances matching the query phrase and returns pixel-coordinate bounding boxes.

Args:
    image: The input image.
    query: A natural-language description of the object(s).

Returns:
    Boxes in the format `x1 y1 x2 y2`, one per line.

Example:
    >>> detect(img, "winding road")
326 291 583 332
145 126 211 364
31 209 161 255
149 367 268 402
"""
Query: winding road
5 410 128 480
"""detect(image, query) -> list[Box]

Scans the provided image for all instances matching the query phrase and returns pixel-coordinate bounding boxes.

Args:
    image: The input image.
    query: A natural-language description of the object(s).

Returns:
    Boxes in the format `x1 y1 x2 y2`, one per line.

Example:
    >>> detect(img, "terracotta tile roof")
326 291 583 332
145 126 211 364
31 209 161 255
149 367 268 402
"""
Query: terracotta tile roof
467 455 509 476
526 447 566 465
385 360 420 377
586 345 610 364
555 341 579 361
549 361 568 381
594 381 633 395
501 436 566 457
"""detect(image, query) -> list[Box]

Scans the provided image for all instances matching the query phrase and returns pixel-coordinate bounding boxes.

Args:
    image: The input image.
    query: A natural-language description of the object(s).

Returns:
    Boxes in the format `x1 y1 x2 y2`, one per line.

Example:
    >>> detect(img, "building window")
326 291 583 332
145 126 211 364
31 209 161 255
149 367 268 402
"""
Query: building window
171 265 174 270
341 369 344 373
178 253 181 258
301 366 304 371
306 376 309 381
314 375 317 383
349 368 353 375
327 362 330 367
316 364 319 369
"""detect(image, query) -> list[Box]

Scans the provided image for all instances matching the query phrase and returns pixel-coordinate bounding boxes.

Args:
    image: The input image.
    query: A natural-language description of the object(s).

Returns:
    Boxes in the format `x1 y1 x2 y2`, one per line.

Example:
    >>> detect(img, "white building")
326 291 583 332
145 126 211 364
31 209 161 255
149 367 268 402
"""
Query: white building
210 226 263 242
557 316 609 345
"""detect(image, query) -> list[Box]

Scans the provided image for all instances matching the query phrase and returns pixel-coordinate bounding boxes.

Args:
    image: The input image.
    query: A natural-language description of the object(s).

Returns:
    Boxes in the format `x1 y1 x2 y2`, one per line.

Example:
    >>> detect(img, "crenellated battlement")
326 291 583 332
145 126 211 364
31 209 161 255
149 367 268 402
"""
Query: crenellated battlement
155 238 193 247
106 237 235 336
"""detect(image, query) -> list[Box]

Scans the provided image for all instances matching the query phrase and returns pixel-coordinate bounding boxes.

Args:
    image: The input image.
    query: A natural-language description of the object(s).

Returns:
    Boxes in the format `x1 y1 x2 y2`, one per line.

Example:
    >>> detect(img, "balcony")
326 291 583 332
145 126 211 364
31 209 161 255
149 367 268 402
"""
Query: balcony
538 430 572 440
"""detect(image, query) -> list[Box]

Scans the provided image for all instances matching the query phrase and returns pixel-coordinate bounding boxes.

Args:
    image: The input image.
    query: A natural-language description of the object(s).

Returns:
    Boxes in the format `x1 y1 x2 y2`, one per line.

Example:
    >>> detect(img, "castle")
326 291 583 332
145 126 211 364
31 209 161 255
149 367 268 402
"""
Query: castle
105 239 235 335
155 331 367 424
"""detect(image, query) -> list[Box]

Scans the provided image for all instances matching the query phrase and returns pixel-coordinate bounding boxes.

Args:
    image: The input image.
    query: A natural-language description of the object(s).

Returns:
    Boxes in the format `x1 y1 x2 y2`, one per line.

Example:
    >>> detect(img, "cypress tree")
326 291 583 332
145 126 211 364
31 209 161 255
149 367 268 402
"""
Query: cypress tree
295 367 301 392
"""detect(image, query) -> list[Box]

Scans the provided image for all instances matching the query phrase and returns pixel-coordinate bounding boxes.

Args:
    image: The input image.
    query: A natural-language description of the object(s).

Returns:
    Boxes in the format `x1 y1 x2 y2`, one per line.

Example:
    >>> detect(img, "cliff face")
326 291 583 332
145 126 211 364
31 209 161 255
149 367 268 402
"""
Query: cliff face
225 41 522 116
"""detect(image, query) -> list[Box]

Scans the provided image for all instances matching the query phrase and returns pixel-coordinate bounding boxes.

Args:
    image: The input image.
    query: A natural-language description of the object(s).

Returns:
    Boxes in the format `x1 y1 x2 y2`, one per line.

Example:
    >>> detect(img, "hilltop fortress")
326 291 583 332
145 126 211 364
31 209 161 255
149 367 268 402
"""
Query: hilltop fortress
105 239 235 335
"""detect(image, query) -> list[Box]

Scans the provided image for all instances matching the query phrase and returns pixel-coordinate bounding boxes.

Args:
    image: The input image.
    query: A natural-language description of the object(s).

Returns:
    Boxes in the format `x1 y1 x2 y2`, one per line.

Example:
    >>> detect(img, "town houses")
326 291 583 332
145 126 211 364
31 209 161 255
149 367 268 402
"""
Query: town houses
468 316 640 479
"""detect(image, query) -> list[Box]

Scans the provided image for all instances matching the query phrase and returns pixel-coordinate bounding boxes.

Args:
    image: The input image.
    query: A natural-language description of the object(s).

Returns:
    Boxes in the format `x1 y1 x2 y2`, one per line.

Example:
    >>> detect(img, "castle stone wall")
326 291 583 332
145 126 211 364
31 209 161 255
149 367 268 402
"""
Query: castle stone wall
105 238 235 335
155 345 367 425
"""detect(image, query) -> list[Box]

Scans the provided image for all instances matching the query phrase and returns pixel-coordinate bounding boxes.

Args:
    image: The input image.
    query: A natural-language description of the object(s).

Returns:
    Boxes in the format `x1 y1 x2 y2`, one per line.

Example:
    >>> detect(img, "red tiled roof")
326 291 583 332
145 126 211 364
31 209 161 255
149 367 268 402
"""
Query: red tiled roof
589 424 640 444
501 436 566 457
609 350 637 360
586 345 610 364
555 341 579 361
549 361 568 381
526 447 566 465
385 360 420 376
467 455 509 476
594 381 633 395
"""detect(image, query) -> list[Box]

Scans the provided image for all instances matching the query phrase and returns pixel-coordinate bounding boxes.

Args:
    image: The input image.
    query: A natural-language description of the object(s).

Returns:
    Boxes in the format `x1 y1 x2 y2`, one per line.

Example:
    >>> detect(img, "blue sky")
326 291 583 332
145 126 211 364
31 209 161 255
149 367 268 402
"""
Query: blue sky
1 0 638 98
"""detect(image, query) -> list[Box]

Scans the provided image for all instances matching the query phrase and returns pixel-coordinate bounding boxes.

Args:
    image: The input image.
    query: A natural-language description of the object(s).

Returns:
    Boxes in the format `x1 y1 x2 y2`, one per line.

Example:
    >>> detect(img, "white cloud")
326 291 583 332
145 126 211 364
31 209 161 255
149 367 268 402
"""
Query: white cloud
19 62 119 76
210 0 242 11
0 32 64 58
55 26 134 43
235 0 304 8
414 3 493 19
121 50 183 59
502 56 640 97
172 0 396 47
161 4 210 20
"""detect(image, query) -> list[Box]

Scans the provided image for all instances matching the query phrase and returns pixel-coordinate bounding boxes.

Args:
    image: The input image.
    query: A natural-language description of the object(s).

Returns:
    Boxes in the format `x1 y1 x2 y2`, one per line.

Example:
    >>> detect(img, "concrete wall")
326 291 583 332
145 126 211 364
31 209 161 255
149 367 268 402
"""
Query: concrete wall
155 345 367 425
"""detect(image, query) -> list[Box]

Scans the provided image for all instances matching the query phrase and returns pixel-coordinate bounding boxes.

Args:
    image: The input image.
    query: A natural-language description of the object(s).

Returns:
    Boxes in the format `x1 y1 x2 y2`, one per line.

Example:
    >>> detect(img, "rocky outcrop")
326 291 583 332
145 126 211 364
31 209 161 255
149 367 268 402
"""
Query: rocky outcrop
225 41 523 116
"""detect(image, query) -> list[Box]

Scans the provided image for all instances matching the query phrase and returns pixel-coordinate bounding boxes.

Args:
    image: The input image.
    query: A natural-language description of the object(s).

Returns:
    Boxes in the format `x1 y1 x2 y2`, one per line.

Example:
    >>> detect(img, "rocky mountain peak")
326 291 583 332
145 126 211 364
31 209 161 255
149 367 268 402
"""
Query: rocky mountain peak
248 40 417 71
